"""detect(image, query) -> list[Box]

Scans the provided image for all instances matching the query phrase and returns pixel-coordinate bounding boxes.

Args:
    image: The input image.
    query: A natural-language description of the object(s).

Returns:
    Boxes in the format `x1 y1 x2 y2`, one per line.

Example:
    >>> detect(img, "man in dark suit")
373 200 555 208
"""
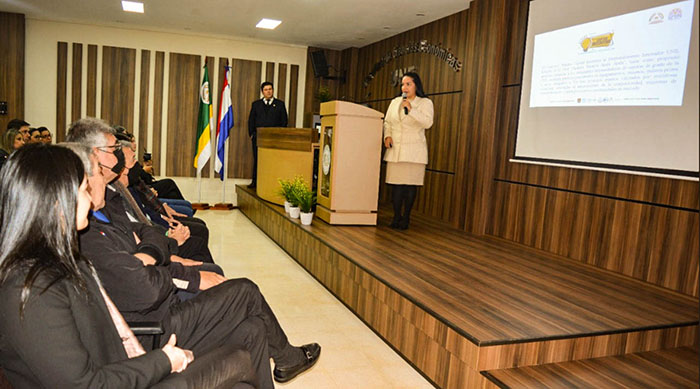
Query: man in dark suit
247 81 288 189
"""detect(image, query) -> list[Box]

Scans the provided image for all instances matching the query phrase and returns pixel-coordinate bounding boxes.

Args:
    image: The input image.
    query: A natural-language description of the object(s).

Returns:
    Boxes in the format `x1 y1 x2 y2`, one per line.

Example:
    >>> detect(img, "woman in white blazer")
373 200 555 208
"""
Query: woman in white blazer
383 72 434 229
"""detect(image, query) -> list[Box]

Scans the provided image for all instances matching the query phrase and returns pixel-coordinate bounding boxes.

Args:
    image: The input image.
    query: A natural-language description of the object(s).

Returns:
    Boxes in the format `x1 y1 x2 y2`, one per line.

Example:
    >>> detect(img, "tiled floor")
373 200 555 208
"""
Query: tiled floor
199 209 435 389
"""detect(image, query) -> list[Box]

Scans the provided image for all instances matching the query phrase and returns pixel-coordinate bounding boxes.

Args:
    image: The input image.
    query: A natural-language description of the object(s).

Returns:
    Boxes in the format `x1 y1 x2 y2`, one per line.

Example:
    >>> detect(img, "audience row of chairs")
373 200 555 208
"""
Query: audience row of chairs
0 117 321 388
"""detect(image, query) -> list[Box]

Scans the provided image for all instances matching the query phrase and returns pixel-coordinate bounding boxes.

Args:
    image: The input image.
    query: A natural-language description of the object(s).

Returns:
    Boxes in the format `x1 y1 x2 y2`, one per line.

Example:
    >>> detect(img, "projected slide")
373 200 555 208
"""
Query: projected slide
530 0 694 107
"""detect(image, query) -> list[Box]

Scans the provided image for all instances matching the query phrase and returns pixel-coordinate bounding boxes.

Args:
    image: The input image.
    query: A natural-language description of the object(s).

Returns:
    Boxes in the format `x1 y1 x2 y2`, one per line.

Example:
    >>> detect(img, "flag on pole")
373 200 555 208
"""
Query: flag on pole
194 65 213 173
215 66 234 179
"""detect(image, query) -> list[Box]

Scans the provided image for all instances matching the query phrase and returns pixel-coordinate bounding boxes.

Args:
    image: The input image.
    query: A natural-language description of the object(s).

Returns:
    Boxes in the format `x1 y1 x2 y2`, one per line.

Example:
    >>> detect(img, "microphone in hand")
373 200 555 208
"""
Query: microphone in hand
402 92 408 115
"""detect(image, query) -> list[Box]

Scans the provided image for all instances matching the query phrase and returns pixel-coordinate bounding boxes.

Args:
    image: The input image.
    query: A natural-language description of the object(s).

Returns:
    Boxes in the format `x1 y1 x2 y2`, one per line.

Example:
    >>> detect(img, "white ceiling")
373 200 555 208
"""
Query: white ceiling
0 0 472 50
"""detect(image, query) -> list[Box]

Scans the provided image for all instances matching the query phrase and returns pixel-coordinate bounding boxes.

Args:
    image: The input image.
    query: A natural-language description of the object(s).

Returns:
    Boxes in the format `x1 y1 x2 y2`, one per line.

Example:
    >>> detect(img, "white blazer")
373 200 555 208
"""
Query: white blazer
382 95 434 164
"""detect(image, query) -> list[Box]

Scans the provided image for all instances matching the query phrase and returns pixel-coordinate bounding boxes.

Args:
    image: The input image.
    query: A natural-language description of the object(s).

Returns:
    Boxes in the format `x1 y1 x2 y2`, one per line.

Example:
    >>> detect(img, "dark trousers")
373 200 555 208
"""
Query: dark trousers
152 344 256 389
163 278 296 389
250 134 258 185
152 178 185 200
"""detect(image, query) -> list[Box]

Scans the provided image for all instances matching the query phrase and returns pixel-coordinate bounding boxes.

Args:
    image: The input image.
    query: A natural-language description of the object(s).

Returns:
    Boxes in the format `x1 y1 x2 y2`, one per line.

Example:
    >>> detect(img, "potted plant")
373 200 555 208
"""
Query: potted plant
278 178 294 213
287 176 306 219
297 187 316 226
316 85 333 103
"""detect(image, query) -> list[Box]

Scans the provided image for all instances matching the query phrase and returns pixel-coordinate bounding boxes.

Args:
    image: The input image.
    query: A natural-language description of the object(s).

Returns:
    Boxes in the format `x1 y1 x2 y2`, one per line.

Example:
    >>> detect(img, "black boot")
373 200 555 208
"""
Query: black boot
390 185 404 228
398 185 417 230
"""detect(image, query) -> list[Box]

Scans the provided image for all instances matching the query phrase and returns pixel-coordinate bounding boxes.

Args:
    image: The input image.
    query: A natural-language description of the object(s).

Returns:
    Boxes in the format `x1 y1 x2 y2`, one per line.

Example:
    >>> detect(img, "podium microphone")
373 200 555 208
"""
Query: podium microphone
402 92 408 115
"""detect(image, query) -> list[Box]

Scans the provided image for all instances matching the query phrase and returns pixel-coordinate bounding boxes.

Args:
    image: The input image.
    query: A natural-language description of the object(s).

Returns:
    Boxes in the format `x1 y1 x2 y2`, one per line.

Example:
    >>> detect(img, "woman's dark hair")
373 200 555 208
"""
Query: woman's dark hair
400 72 428 98
0 144 88 315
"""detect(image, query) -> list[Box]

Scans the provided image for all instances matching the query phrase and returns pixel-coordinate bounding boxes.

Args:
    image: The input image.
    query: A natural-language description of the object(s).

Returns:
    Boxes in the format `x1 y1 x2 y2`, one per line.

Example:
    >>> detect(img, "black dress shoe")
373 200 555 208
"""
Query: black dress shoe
273 343 321 383
390 216 401 228
247 183 256 189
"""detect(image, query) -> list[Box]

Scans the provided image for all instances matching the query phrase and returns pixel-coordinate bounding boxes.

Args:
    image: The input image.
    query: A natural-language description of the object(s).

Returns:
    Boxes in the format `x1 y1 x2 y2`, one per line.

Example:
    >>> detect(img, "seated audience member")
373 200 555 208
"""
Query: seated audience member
0 144 256 388
6 119 30 143
72 117 321 388
0 128 24 171
27 127 43 144
114 124 189 203
62 142 220 303
115 133 209 242
38 126 52 144
66 120 215 272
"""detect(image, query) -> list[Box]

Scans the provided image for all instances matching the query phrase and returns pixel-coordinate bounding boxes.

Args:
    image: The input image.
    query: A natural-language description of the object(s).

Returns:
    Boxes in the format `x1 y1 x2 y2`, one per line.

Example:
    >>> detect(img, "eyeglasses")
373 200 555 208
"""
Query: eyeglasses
96 144 123 153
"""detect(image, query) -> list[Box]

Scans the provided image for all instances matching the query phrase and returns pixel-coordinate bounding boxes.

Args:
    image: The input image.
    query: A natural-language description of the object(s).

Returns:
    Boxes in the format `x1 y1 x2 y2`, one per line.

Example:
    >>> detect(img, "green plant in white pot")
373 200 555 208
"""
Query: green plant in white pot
287 176 306 219
278 178 294 213
297 187 316 226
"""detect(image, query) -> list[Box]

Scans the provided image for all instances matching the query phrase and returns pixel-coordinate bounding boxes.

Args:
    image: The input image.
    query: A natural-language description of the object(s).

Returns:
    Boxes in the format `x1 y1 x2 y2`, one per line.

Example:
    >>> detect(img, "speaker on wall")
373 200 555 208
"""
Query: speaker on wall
311 51 329 78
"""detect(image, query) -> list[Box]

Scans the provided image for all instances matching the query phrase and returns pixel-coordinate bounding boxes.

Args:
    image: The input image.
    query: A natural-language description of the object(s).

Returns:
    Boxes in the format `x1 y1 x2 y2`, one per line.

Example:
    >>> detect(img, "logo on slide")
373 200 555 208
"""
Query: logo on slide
648 12 664 24
668 8 683 21
580 32 614 52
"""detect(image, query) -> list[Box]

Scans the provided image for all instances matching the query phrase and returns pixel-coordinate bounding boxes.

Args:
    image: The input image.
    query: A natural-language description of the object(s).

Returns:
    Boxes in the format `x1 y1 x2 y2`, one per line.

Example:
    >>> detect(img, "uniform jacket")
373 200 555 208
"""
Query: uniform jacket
382 95 434 164
247 98 288 136
0 261 171 388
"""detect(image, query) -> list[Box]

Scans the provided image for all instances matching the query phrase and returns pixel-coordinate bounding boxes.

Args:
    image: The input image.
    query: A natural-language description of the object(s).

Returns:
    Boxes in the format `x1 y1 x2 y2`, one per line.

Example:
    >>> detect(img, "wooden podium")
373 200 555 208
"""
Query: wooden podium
316 101 384 225
256 127 315 206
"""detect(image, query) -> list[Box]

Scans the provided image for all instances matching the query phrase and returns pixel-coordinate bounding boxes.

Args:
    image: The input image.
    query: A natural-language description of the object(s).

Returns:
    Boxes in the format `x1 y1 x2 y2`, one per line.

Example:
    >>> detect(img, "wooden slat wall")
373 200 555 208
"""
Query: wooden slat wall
0 12 24 132
152 51 165 175
56 42 67 142
71 43 82 123
86 44 97 117
137 49 150 161
165 52 200 177
288 64 299 127
227 58 262 178
100 46 136 131
277 63 287 105
265 62 275 84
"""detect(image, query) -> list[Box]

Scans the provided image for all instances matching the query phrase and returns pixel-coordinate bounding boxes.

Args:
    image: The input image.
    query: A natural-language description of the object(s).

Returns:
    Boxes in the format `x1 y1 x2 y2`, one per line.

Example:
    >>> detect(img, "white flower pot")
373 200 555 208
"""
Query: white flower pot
289 207 300 219
284 201 291 213
300 212 313 225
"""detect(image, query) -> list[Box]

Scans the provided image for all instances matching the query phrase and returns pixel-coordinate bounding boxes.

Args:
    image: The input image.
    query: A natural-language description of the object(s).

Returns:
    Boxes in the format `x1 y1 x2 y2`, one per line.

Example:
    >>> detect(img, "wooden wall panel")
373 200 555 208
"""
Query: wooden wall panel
288 64 299 127
137 49 150 161
56 42 68 142
100 46 136 130
152 51 165 175
71 43 82 123
86 44 97 117
351 10 468 102
0 12 24 132
488 181 699 296
165 52 200 177
227 58 262 178
265 62 275 84
277 63 287 104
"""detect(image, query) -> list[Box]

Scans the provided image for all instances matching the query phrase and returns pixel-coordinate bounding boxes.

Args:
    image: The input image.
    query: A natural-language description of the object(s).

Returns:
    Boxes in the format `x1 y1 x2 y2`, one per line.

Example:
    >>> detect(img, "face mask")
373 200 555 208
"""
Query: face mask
111 148 126 175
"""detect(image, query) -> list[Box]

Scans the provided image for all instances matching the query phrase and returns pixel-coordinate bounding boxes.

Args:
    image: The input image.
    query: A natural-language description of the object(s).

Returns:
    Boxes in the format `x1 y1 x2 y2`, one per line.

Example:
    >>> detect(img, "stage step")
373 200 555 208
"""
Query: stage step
481 347 699 389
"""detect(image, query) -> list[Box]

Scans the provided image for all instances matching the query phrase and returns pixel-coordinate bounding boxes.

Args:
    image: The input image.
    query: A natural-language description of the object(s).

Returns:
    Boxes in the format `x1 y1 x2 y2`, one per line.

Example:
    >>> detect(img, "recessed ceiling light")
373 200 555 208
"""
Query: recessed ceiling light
122 1 144 13
256 18 282 30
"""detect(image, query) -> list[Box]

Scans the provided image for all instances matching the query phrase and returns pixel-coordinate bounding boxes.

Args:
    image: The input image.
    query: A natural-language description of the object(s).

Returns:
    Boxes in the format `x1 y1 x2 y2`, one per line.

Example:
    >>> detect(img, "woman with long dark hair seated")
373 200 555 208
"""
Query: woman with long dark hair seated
0 144 256 388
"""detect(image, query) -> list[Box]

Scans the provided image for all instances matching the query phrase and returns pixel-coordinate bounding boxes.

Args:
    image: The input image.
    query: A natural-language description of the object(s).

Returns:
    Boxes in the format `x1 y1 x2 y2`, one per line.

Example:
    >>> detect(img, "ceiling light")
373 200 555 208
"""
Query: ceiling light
122 1 144 13
256 18 282 30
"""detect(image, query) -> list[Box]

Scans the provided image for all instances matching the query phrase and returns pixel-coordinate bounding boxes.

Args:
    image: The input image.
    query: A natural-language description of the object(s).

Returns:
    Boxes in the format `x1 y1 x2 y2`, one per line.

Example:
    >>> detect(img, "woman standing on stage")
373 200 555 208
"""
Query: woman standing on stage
382 72 434 230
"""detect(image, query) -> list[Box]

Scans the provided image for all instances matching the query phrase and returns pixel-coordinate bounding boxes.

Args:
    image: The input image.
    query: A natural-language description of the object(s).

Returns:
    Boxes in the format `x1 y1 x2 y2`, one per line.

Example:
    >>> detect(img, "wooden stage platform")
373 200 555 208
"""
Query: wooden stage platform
236 186 698 388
